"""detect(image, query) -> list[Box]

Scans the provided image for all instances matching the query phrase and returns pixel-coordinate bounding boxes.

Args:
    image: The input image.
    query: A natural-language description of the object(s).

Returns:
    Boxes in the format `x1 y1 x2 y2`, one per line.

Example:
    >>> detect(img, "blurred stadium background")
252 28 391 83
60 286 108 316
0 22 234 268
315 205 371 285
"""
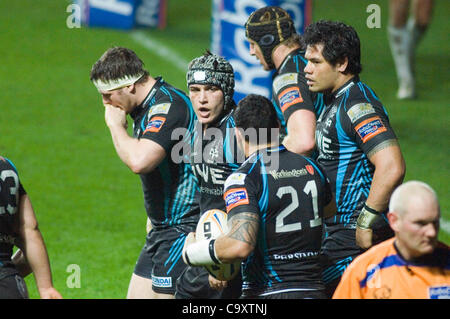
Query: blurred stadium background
0 0 448 298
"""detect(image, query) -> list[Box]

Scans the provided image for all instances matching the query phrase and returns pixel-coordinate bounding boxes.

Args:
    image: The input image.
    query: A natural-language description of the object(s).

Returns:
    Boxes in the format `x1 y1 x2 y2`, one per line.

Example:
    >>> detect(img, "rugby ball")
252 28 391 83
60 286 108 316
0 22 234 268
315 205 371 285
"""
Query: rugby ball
196 209 240 281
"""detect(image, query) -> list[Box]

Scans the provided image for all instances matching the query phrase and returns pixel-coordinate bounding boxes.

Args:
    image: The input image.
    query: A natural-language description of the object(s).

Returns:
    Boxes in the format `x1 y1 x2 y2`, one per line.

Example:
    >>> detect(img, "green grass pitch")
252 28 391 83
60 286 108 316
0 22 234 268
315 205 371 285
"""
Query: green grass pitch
0 0 448 298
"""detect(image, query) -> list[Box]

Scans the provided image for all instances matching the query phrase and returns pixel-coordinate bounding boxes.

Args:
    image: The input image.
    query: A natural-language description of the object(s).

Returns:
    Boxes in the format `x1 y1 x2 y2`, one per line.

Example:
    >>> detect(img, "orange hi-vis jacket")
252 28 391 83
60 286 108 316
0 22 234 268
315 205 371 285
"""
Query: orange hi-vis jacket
333 238 450 299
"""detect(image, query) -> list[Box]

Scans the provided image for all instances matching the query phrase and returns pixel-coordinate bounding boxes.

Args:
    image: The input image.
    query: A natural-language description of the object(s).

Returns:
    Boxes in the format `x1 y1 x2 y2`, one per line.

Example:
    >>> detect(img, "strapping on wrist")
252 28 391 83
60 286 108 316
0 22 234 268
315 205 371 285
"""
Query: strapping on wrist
356 204 381 229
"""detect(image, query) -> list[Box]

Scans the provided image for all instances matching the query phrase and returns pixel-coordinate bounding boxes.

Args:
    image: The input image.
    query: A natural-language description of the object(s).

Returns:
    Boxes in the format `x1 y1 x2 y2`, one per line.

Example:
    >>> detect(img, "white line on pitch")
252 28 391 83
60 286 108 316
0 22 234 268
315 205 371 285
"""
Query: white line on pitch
130 30 189 72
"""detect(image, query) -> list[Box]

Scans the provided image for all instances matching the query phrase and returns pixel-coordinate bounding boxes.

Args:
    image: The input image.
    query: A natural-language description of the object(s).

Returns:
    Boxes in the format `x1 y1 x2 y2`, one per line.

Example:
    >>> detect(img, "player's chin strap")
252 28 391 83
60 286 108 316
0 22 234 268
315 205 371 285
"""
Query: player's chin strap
93 73 144 92
183 239 222 266
356 204 382 229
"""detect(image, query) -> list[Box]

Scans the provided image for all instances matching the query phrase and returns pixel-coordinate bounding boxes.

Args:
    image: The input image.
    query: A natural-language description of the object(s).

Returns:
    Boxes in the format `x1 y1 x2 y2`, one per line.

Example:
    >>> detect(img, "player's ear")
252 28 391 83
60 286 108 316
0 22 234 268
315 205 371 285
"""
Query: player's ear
387 211 399 232
336 57 348 74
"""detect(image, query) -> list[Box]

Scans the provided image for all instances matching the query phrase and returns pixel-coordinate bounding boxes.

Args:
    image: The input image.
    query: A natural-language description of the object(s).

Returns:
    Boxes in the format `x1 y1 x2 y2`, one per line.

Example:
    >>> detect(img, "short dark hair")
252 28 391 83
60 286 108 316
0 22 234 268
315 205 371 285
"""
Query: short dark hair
90 47 149 83
304 20 362 75
234 94 279 145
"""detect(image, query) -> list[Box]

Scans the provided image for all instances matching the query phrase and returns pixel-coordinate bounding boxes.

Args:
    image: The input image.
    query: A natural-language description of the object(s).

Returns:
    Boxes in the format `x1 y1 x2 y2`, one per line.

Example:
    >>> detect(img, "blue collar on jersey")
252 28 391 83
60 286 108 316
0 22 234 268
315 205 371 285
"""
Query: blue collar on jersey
130 76 164 120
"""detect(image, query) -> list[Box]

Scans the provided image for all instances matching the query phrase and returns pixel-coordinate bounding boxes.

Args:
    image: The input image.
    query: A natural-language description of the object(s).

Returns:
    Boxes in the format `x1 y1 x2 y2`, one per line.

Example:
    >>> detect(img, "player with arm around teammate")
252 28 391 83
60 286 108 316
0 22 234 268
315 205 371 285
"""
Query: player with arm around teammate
183 94 336 299
0 156 62 299
245 6 324 157
90 47 199 299
303 20 406 297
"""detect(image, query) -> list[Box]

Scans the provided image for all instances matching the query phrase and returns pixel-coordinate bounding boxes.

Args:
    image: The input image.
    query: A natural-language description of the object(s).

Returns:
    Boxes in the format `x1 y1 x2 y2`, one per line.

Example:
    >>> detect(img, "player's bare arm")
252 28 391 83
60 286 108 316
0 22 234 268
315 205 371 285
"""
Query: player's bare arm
18 194 62 299
356 141 405 249
283 109 316 157
104 104 166 174
214 212 259 264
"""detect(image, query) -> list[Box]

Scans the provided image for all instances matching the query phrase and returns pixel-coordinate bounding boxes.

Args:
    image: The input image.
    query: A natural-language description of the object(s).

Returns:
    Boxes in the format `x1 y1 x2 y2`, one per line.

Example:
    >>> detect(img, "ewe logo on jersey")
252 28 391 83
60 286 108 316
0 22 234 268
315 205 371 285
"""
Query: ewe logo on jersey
224 188 249 212
355 116 387 143
144 116 166 133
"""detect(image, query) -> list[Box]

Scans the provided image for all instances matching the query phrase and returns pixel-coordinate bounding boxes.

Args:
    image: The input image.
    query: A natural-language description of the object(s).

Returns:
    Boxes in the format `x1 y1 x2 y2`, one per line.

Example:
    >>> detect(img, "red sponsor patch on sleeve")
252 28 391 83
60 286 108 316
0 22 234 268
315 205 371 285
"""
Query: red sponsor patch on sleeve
144 116 166 133
223 188 249 212
278 87 303 113
354 116 387 143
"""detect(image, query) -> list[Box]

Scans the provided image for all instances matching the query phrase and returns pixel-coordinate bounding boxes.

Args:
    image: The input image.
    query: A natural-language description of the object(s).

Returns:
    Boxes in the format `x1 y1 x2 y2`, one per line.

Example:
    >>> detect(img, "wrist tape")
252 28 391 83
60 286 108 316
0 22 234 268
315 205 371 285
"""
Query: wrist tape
184 239 221 266
356 204 381 229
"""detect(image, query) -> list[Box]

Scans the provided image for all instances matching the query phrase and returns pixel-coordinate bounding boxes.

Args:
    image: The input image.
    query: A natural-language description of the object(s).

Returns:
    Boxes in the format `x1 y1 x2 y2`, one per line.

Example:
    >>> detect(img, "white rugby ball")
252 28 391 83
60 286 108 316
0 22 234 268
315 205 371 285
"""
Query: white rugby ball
196 209 240 281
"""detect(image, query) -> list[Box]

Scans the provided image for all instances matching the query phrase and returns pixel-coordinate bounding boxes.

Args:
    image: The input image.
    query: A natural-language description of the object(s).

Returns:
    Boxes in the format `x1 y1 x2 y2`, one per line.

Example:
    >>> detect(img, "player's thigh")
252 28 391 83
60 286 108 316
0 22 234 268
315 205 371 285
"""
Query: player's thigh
133 227 190 296
127 273 173 299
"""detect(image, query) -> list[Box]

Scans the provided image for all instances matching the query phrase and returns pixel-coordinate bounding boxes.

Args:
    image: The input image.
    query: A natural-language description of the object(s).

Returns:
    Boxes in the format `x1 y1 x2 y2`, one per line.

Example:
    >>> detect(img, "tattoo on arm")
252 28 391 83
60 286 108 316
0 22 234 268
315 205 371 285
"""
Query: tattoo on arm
227 213 259 247
367 139 399 158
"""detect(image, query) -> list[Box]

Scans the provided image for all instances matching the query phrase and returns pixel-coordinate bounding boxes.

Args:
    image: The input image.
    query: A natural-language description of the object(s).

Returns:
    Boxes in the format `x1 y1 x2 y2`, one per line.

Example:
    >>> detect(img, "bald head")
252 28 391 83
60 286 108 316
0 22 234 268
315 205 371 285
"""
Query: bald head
388 181 441 260
389 181 440 217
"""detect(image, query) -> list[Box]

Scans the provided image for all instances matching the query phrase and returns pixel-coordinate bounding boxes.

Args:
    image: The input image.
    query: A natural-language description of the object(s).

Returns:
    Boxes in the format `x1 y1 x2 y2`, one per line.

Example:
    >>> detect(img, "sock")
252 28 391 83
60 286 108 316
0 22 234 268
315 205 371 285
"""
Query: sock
388 24 415 98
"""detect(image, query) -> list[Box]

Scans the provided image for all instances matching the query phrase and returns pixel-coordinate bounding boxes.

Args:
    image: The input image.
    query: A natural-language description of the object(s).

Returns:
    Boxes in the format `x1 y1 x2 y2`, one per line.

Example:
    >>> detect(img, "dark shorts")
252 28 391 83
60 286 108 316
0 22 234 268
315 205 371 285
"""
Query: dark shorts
320 219 394 297
0 264 28 299
134 224 195 295
175 265 242 299
242 289 327 299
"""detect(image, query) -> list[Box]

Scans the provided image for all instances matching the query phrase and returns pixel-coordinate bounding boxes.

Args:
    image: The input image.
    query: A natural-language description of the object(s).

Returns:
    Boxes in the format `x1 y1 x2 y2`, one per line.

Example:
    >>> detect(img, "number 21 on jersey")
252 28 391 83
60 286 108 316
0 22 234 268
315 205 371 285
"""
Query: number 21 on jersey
275 180 321 233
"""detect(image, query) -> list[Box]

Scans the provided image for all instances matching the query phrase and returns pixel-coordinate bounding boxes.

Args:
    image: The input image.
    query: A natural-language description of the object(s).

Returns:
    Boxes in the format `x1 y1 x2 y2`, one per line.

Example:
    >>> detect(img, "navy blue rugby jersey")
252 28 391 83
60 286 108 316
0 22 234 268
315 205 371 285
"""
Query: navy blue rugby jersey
272 48 325 135
189 109 244 213
223 145 332 297
315 77 398 227
0 157 26 262
131 77 199 228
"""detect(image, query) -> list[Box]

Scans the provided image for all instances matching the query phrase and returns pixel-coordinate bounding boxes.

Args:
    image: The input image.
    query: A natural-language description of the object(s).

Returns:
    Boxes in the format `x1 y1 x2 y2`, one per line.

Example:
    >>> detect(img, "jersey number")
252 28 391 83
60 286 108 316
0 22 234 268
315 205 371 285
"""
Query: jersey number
0 169 20 215
275 181 321 233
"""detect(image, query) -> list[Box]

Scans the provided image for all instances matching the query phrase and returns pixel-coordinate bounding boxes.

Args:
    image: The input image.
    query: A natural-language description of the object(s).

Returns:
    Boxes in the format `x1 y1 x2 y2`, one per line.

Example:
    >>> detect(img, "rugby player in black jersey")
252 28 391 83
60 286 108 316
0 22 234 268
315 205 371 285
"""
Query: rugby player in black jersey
0 156 61 299
175 51 243 299
90 47 199 299
183 94 336 299
303 21 406 297
245 6 324 157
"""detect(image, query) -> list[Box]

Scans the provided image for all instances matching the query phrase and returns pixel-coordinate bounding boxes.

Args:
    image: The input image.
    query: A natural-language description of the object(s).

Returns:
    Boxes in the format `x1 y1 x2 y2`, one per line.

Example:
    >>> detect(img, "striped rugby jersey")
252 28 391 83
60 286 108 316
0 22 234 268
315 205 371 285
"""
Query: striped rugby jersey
131 77 199 228
315 76 398 227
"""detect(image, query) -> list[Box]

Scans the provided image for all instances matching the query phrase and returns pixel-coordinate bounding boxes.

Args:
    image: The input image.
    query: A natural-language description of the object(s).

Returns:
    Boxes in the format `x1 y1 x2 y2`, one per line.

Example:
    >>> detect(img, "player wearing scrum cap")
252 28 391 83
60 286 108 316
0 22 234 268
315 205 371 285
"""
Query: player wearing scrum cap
175 51 243 299
90 47 199 299
245 6 324 157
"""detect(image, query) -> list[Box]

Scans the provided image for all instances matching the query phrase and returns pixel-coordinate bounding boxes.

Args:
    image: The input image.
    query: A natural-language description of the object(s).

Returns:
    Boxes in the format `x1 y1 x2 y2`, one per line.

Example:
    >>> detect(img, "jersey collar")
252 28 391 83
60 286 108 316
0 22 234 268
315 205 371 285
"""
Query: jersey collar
130 76 164 120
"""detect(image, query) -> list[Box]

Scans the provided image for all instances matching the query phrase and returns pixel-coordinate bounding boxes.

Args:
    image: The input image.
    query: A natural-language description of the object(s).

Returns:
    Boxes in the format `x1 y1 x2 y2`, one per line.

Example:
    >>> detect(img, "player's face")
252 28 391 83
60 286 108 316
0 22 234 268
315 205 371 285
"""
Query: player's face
248 39 270 71
100 87 134 113
304 44 342 93
189 84 224 127
394 199 440 258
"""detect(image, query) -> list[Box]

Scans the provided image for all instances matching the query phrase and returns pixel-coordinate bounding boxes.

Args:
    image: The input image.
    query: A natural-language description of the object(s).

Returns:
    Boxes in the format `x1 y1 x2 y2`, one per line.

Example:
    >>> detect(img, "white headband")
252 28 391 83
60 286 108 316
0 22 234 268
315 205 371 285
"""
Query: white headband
93 73 144 91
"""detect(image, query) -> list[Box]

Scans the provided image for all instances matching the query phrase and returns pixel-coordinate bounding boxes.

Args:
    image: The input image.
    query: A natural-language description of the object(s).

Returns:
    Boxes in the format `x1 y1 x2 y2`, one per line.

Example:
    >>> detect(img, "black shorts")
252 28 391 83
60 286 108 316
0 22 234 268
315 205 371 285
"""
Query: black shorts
175 266 242 299
320 220 394 297
243 289 327 299
0 265 28 299
134 224 195 295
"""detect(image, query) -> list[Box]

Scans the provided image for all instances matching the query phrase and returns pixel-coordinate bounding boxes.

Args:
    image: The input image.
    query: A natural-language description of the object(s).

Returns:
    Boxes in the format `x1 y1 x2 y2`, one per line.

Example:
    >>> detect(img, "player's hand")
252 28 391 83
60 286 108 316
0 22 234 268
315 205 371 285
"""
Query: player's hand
208 275 228 291
356 226 373 250
182 232 196 265
39 287 63 299
104 103 127 129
